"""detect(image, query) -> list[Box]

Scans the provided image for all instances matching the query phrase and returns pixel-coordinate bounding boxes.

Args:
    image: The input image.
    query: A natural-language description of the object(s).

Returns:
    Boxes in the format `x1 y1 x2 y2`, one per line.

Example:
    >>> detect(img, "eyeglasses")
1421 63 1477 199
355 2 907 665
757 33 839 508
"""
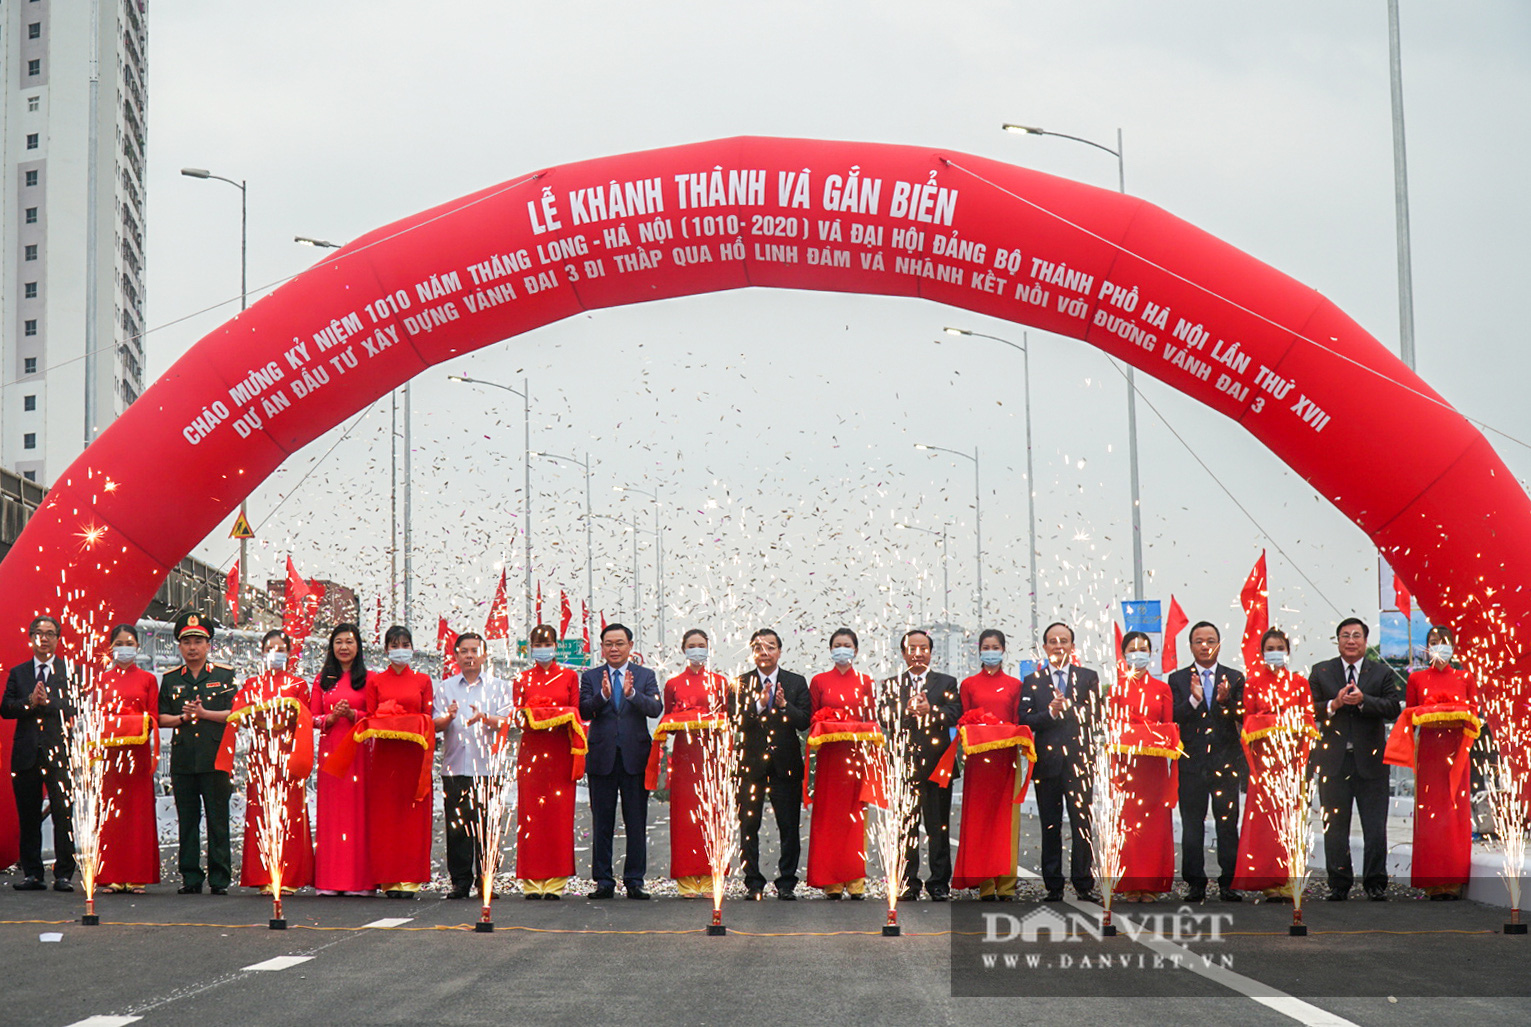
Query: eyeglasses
30 630 58 640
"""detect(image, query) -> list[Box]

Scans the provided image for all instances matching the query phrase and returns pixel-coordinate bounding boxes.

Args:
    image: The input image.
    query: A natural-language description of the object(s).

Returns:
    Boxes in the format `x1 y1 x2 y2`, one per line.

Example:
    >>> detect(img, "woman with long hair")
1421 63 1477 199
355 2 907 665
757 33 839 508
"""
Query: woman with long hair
1232 628 1316 901
310 622 372 895
95 624 160 893
1112 630 1179 902
221 630 314 893
512 623 584 899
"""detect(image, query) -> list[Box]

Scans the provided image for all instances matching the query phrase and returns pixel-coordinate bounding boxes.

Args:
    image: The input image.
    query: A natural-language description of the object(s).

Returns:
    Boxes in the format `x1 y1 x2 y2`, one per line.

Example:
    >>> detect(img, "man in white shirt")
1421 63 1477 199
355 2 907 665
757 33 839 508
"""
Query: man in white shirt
433 633 514 900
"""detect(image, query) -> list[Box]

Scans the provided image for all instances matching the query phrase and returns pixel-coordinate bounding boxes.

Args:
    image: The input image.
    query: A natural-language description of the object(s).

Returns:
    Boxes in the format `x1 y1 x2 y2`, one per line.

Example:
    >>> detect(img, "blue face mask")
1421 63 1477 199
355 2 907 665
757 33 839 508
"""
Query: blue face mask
684 647 709 665
530 646 556 665
1263 649 1289 669
979 650 1004 667
1124 650 1152 671
830 646 856 666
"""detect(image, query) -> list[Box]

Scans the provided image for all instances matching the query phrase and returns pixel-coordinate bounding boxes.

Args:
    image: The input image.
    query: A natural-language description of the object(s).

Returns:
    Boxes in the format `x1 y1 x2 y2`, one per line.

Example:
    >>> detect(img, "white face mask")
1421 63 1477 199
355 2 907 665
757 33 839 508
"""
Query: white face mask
530 646 556 665
830 646 855 666
1124 650 1152 671
264 649 288 671
1264 649 1289 669
1428 644 1453 664
979 649 1004 667
684 646 709 665
387 648 414 666
112 645 139 664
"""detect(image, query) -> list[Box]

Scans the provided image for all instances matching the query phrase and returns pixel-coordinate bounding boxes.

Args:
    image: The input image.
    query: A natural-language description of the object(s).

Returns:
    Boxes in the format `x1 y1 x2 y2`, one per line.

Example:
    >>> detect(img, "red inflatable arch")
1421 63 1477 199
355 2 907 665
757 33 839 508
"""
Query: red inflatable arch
2 136 1528 862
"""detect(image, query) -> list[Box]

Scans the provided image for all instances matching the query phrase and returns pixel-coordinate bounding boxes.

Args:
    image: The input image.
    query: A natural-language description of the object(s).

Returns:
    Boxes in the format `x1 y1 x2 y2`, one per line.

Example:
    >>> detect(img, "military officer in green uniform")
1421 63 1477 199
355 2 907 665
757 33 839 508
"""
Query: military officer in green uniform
157 612 237 894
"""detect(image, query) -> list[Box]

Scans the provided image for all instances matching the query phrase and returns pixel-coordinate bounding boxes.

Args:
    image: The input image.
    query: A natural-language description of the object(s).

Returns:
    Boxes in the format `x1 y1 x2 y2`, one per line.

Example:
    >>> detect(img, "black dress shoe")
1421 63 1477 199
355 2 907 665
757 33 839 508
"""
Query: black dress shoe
384 889 415 900
824 891 843 900
1217 889 1243 902
899 888 921 902
52 880 74 893
589 886 615 900
626 887 651 900
209 887 228 896
1326 890 1349 902
928 890 950 902
447 887 472 900
523 892 543 900
980 894 997 902
13 877 45 891
848 892 865 901
1185 887 1207 903
747 889 764 901
177 884 203 895
996 894 1015 902
1075 891 1103 904
776 889 796 901
1366 890 1388 902
543 892 561 900
1043 889 1064 903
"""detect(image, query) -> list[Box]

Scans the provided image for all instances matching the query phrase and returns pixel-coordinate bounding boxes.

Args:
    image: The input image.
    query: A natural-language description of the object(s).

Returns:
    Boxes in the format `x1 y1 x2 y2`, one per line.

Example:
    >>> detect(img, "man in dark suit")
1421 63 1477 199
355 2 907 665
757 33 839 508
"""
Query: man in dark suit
1019 621 1101 903
880 629 961 901
1168 621 1247 902
732 627 811 900
1309 617 1402 901
1 614 77 891
579 623 662 899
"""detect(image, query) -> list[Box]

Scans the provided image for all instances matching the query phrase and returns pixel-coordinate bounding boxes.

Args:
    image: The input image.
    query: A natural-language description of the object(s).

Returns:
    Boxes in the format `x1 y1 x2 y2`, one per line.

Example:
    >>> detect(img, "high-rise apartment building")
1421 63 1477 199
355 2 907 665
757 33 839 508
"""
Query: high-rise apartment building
1 0 147 485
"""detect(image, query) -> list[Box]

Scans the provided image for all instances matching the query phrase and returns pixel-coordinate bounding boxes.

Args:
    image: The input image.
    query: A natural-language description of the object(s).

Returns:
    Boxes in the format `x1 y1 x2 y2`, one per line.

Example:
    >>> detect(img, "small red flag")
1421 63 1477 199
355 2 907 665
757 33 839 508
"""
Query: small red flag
374 595 383 646
600 610 607 635
1161 594 1188 675
1239 551 1269 672
535 581 543 626
438 617 460 676
559 590 573 639
485 569 510 640
582 601 591 653
1393 573 1412 621
225 559 239 623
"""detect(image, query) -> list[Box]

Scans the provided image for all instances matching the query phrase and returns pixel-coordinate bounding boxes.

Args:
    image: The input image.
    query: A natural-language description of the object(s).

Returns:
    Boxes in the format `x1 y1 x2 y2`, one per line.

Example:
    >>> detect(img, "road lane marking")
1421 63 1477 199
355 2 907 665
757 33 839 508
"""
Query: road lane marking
241 956 314 972
361 917 414 928
63 1018 142 1027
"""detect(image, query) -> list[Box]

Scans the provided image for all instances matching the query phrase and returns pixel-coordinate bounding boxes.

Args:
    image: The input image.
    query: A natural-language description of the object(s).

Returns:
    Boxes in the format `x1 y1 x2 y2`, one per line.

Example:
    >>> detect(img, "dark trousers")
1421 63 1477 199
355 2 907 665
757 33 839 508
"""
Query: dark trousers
1179 764 1242 890
588 756 648 889
443 775 487 890
172 770 232 889
13 754 75 881
902 780 953 895
1319 750 1390 895
1036 772 1094 894
739 771 802 892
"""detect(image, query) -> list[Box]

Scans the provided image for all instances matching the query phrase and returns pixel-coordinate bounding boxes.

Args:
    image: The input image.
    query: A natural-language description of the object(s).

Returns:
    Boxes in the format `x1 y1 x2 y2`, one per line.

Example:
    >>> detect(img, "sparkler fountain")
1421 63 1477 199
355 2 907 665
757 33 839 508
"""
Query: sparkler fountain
870 678 923 937
473 723 520 932
60 622 108 926
1261 705 1319 936
1086 690 1128 937
697 691 740 936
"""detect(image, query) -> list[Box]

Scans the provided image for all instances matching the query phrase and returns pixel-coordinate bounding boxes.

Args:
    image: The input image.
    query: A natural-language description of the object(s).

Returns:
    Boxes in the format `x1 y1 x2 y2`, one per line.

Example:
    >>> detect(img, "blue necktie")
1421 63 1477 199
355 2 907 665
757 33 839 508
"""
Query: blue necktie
611 668 623 711
1054 669 1067 697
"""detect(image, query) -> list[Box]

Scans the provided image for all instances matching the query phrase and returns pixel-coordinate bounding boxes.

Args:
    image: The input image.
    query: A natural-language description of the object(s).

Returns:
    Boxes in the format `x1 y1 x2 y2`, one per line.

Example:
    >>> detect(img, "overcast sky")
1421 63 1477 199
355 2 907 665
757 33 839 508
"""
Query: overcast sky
139 1 1531 676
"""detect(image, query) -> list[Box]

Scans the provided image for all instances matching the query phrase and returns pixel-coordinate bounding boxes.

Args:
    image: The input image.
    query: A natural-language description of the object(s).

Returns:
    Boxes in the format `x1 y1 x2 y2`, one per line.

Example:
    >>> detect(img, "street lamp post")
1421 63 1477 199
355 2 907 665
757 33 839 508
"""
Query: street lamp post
897 522 950 624
1001 123 1145 602
183 167 249 624
451 375 534 641
533 451 593 643
614 485 664 652
942 328 1040 645
914 444 982 627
